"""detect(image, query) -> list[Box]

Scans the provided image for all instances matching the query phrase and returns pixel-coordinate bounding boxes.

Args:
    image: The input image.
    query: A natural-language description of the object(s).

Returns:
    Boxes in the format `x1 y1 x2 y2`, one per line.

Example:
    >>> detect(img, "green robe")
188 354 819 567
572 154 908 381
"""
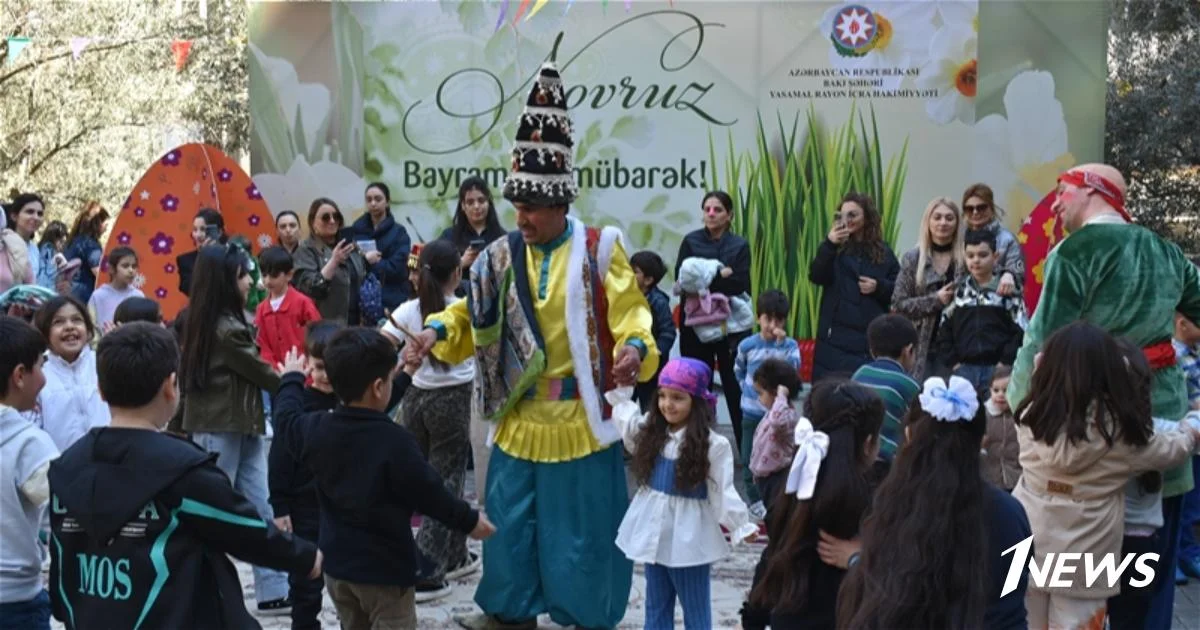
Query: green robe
1008 218 1200 496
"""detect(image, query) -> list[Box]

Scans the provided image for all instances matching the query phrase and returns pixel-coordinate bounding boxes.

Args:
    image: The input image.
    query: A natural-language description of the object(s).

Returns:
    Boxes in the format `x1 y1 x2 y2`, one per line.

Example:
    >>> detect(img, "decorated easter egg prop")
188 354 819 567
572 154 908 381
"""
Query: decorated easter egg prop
1017 190 1064 317
102 144 277 321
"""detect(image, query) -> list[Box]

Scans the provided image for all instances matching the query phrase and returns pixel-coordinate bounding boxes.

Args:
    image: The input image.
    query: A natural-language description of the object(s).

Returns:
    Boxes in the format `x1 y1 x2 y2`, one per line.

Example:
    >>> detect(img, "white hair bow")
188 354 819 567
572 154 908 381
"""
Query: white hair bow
784 416 829 501
918 376 979 422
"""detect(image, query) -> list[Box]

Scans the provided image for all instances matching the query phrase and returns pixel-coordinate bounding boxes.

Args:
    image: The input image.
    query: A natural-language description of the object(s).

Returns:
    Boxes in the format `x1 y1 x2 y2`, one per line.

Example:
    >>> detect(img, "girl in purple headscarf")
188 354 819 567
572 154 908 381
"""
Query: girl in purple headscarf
605 357 758 629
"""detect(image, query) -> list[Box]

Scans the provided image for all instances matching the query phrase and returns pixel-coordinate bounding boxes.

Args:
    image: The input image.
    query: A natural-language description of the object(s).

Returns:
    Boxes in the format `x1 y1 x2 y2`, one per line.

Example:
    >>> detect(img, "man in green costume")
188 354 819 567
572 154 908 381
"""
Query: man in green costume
1008 162 1200 627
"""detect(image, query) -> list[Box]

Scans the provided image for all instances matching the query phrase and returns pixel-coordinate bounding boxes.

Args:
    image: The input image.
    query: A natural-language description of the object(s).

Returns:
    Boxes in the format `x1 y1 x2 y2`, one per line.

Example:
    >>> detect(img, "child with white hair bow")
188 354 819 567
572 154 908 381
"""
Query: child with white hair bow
836 373 1036 628
742 379 884 630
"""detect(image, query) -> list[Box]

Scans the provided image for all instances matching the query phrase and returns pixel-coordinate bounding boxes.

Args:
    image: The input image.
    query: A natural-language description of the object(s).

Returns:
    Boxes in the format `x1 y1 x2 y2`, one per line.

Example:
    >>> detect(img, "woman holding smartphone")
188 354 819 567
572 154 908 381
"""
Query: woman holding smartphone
176 208 227 297
349 182 412 312
441 176 506 296
808 192 900 382
293 198 367 324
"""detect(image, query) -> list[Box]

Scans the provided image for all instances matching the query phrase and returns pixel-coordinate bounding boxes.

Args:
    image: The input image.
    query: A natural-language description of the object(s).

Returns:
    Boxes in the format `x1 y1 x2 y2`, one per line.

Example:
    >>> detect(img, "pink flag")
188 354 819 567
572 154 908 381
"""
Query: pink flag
70 37 91 60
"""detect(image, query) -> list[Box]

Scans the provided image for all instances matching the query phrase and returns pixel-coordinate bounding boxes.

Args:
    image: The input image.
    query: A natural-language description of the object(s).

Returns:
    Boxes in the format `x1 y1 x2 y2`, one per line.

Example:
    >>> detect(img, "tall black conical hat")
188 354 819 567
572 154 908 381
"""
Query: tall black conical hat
502 33 577 207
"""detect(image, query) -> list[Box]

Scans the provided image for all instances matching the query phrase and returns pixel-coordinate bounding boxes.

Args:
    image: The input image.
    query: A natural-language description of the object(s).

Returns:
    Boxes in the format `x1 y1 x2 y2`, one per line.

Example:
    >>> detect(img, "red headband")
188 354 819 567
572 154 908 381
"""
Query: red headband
1057 170 1130 222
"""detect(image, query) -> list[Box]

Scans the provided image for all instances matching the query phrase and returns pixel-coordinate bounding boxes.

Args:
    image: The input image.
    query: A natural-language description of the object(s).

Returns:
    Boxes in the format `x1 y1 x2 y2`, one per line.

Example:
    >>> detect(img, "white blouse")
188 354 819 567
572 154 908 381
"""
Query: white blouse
36 346 111 451
608 388 757 567
383 297 476 390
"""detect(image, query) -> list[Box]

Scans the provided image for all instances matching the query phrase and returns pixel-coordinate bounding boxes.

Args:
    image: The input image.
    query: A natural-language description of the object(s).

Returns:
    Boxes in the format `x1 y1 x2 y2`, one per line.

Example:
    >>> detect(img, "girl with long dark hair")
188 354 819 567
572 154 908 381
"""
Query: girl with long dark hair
809 192 900 381
176 208 226 297
32 294 110 451
837 374 1031 629
608 357 757 629
63 201 110 303
1011 322 1200 628
176 244 291 613
36 219 69 290
440 176 506 296
381 239 480 597
743 379 882 629
3 193 45 288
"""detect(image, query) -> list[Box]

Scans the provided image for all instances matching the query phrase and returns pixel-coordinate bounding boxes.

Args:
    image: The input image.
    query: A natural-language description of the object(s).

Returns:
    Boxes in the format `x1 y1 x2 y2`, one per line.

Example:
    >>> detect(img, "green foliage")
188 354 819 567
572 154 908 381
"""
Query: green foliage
0 0 248 221
1107 0 1199 253
709 104 908 339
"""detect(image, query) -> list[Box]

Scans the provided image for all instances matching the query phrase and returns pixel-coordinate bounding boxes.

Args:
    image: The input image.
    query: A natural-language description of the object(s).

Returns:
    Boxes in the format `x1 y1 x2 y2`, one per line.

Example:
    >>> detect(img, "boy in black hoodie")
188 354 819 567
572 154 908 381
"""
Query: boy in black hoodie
268 320 419 629
48 322 320 629
273 327 495 628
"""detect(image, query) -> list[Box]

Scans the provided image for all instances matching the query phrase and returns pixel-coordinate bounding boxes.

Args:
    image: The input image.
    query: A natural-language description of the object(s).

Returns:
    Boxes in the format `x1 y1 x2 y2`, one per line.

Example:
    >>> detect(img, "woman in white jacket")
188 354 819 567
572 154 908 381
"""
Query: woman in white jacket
31 295 110 450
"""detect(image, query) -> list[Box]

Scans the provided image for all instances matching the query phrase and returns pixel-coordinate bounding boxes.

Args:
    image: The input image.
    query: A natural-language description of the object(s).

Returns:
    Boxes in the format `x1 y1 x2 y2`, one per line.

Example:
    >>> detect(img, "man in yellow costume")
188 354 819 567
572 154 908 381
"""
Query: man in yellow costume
410 34 659 630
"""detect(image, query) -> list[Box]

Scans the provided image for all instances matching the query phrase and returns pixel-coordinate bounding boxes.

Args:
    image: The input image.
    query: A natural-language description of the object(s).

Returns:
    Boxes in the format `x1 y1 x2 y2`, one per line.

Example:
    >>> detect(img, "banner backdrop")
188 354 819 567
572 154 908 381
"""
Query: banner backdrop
248 0 1106 338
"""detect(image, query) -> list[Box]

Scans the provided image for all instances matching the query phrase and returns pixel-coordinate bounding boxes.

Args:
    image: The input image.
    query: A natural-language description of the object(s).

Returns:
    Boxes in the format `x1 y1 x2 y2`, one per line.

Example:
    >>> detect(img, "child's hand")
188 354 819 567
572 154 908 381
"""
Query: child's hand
470 514 497 540
308 549 324 580
101 321 118 336
273 515 292 533
743 530 759 544
277 347 308 376
776 385 790 400
720 266 733 278
817 530 861 569
401 345 421 375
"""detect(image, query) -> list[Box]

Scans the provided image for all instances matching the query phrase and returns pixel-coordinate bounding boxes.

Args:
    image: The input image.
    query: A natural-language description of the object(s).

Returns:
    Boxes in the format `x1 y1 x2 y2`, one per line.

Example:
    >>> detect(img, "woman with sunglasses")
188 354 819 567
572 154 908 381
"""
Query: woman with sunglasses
809 192 900 382
293 198 367 324
961 183 1025 296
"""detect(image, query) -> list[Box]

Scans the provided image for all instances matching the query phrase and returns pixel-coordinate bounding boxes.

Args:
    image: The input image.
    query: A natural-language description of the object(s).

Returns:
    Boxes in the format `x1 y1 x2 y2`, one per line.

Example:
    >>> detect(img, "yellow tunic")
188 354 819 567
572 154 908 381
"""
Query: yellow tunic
427 230 659 463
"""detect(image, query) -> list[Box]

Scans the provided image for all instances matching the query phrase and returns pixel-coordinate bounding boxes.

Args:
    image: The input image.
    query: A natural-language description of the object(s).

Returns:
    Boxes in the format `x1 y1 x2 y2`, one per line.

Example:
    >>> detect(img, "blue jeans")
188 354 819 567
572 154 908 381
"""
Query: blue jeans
952 363 995 396
192 432 290 603
1179 456 1200 565
0 590 51 630
740 410 764 505
1146 495 1183 630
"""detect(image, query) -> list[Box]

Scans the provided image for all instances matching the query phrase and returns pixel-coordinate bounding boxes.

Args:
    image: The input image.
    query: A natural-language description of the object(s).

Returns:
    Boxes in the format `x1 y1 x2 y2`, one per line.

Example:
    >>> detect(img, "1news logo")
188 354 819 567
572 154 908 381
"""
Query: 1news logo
1000 536 1159 597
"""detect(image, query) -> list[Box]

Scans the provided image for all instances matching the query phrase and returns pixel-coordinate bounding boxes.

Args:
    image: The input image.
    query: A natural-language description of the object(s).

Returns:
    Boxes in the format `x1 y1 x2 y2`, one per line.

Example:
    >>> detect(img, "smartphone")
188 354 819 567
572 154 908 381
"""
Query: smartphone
337 228 356 246
469 238 487 251
204 225 222 242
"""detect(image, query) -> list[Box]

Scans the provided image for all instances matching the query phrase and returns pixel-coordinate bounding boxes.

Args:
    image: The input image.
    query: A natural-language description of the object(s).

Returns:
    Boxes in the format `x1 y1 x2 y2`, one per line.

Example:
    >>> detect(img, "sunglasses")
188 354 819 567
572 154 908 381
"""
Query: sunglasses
964 203 991 214
318 213 341 224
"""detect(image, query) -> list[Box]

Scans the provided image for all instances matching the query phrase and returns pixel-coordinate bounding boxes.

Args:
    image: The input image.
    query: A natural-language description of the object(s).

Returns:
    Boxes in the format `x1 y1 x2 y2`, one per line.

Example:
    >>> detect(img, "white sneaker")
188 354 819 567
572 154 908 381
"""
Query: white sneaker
414 580 452 602
749 500 767 521
446 551 482 580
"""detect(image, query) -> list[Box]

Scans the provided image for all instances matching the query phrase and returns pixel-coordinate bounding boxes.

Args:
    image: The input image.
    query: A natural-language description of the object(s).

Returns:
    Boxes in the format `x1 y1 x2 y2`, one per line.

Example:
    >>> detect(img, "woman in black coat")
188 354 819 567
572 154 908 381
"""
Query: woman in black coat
177 208 227 297
439 176 506 297
674 190 753 451
809 192 900 382
350 182 411 311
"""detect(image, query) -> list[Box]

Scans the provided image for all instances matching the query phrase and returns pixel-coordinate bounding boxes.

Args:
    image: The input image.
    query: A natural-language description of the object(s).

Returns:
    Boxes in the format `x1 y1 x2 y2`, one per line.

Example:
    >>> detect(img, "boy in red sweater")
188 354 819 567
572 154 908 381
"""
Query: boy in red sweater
255 246 321 366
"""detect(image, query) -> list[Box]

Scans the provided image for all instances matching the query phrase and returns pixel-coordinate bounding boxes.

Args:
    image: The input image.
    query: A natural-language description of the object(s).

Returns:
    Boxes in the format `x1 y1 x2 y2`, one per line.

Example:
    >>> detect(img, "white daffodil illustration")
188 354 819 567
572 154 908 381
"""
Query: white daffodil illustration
902 0 978 31
972 71 1076 233
915 25 977 125
821 1 932 86
253 155 368 222
249 43 332 169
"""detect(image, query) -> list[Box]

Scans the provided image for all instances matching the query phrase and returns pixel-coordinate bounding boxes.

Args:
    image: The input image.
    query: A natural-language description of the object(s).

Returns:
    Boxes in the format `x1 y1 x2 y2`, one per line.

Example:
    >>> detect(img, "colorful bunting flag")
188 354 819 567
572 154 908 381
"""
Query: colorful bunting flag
527 0 551 21
171 39 192 72
494 0 510 33
513 0 533 24
70 37 91 60
4 37 31 66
